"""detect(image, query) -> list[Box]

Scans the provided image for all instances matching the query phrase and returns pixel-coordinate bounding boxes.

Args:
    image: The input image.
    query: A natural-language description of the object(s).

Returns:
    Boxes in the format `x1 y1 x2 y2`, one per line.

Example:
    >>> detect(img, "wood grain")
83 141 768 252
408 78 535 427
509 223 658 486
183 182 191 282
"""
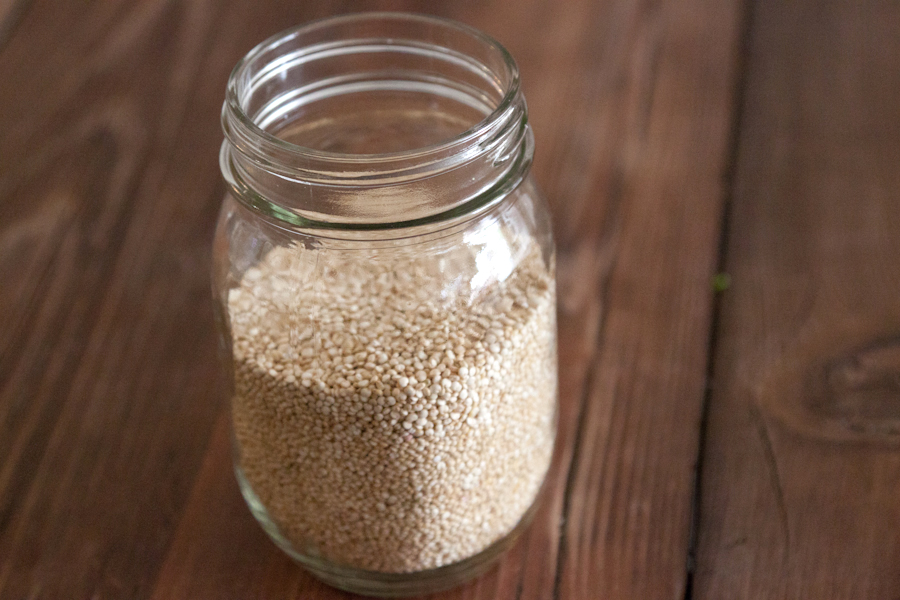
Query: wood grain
694 0 900 597
0 0 231 597
0 0 744 598
551 0 743 597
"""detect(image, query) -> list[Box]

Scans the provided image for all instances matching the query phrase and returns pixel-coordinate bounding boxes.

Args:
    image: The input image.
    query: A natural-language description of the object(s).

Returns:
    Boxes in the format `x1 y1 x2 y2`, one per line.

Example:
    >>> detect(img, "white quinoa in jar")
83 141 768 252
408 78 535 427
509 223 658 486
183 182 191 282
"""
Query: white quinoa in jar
228 241 556 573
215 14 559 594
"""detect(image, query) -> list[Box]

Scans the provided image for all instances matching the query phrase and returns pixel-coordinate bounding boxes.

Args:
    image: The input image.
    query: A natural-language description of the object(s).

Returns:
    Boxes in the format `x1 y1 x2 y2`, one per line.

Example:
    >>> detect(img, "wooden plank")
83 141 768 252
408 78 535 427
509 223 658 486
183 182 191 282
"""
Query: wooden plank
552 0 743 597
0 0 235 597
0 0 30 51
695 0 900 597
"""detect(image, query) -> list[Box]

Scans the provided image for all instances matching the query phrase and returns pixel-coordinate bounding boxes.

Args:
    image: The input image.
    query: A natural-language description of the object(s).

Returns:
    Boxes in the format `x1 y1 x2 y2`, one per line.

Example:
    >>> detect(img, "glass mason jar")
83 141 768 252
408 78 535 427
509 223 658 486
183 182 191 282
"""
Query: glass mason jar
213 13 557 597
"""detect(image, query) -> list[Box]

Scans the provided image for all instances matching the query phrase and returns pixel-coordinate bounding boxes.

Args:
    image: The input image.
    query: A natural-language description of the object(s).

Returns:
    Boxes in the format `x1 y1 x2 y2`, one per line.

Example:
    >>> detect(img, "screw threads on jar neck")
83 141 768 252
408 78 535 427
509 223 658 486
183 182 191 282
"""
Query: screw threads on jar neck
220 13 533 231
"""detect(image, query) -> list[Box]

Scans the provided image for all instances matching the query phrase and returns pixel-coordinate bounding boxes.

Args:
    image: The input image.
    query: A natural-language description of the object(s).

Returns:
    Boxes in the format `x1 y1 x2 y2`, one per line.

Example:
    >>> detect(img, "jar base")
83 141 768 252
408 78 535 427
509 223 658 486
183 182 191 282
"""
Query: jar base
234 465 541 597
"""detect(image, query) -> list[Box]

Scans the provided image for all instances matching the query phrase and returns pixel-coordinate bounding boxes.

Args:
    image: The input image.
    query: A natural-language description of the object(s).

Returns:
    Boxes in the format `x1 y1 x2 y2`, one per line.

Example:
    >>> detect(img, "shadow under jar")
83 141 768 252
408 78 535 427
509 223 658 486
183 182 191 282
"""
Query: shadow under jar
213 13 558 597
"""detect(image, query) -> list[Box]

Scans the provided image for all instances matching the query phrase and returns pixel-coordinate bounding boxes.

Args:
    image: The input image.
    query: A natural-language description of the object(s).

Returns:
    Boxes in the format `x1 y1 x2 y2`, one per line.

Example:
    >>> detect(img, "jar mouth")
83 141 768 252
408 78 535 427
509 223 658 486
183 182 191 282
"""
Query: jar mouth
223 13 522 174
220 12 532 228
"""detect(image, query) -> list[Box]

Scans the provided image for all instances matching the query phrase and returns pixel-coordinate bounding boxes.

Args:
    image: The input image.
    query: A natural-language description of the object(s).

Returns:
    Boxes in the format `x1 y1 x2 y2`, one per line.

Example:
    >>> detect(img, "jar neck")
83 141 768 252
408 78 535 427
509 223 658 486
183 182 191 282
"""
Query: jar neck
220 13 533 231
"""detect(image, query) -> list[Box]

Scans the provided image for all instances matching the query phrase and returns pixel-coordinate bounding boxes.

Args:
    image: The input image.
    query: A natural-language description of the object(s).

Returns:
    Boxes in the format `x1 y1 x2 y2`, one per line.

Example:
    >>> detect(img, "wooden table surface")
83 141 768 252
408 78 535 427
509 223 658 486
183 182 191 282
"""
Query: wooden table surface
2 0 899 598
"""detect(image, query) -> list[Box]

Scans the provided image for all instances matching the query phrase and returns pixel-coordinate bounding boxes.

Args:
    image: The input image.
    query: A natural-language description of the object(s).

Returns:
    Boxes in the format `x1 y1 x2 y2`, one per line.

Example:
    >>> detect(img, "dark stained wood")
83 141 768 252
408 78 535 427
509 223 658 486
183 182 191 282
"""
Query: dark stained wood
694 0 900 597
549 0 744 597
0 0 233 596
0 0 742 599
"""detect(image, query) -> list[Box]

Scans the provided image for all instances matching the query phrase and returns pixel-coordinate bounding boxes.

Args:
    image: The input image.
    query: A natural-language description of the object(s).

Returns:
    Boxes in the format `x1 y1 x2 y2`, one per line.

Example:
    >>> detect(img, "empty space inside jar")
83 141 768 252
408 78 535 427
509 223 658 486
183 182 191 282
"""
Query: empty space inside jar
233 31 509 155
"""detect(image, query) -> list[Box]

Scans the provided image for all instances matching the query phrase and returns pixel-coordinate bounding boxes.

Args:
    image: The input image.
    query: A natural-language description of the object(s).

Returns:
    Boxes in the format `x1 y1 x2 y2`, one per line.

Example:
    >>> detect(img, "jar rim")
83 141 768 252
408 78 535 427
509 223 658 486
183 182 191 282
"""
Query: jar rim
223 12 521 165
220 12 534 232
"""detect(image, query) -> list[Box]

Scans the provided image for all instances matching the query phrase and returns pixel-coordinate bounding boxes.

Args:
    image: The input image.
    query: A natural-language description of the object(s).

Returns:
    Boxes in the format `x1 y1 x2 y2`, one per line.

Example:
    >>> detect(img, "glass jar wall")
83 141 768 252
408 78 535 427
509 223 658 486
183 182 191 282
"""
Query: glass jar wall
214 13 558 597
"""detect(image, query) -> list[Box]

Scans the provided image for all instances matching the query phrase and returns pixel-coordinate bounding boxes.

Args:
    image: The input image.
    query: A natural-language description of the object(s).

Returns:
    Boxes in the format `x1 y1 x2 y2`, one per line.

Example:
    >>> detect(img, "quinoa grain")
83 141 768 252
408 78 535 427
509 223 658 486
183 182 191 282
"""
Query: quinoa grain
228 244 556 573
